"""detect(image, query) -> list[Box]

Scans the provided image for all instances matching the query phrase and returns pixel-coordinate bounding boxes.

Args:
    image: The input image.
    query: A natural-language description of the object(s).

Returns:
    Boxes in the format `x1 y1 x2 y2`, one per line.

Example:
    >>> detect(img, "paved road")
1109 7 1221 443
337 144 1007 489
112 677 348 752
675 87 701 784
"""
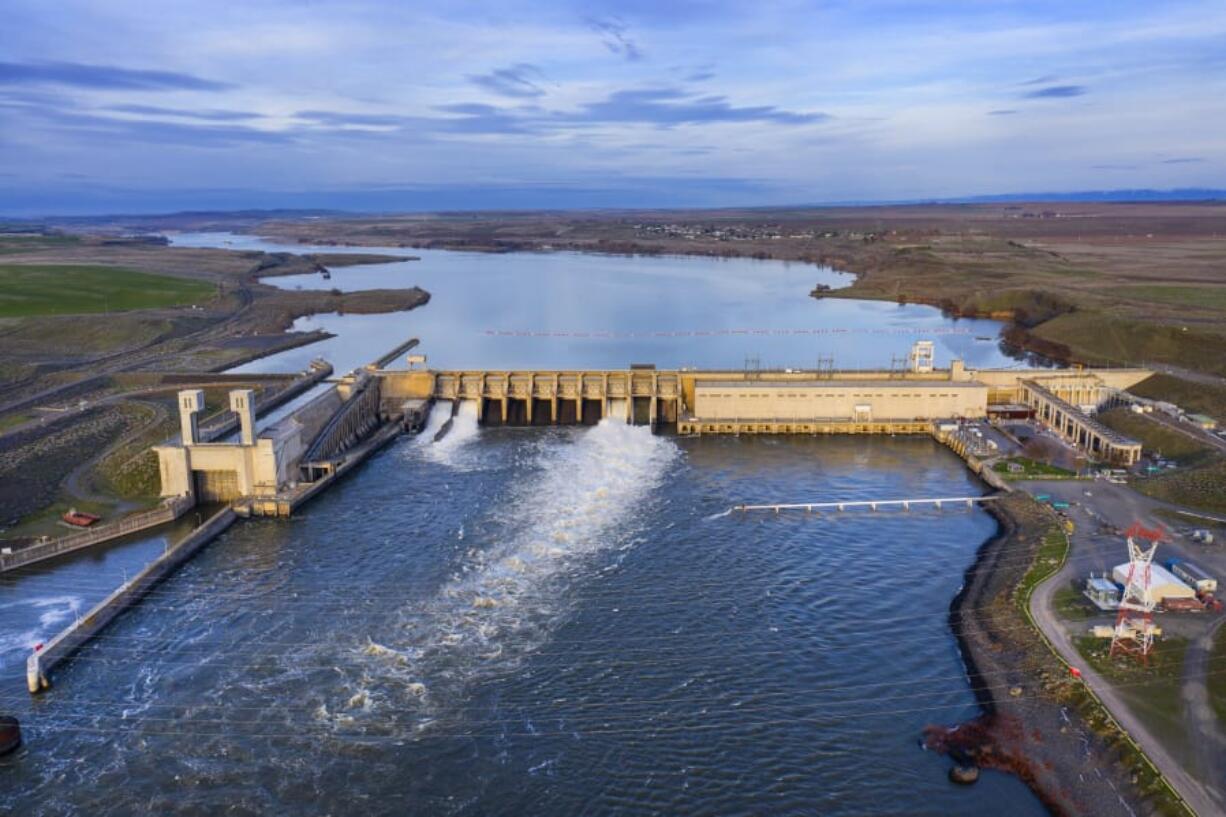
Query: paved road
1183 618 1226 804
1025 479 1226 817
1143 411 1226 455
1151 364 1226 390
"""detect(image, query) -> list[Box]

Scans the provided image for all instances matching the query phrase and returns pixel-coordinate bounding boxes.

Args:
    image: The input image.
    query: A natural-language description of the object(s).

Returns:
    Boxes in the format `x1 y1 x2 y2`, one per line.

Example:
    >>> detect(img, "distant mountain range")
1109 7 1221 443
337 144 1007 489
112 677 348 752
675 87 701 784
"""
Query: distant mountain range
925 188 1226 204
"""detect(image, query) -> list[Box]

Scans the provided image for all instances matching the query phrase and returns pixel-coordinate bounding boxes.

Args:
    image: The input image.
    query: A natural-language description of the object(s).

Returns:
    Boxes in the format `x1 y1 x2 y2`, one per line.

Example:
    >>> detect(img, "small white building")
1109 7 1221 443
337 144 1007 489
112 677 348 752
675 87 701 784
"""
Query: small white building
1084 576 1121 610
1112 562 1196 605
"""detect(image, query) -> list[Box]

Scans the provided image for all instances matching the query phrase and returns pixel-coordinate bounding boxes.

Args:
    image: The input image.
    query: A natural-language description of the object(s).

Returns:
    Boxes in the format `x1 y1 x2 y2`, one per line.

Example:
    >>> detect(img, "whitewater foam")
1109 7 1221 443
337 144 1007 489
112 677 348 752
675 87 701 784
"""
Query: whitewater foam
413 400 482 469
362 418 679 719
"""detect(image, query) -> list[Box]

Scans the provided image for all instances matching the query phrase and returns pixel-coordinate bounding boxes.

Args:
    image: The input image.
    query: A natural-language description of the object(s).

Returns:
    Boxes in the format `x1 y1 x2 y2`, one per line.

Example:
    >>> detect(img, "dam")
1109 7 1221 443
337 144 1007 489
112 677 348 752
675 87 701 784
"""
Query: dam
376 342 1149 460
146 341 1148 522
6 247 1154 816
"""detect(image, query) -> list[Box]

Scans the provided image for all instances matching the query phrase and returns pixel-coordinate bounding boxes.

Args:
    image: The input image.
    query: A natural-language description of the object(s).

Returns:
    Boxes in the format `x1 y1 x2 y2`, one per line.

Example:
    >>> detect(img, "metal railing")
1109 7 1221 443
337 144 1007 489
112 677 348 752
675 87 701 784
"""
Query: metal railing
0 495 193 573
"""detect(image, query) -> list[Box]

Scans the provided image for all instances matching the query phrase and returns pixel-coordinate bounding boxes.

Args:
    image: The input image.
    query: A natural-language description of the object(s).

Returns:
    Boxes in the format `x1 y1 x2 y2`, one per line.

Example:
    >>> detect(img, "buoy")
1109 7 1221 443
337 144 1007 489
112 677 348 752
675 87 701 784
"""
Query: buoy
0 716 21 756
949 764 980 785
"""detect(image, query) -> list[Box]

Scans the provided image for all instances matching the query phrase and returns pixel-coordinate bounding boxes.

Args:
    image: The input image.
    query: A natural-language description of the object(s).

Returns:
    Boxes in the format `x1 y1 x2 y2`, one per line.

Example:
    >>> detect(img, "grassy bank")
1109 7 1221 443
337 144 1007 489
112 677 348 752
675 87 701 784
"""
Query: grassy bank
1210 626 1226 726
1003 495 1193 816
942 492 1190 815
1097 408 1226 514
1074 636 1191 726
1134 456 1226 516
993 456 1078 479
1132 374 1226 425
1098 408 1216 464
0 263 216 317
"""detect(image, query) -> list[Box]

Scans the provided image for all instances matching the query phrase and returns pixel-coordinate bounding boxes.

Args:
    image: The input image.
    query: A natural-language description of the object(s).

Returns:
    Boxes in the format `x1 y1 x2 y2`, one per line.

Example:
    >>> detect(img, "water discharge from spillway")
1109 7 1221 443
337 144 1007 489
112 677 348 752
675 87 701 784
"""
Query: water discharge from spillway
412 400 481 470
333 419 679 734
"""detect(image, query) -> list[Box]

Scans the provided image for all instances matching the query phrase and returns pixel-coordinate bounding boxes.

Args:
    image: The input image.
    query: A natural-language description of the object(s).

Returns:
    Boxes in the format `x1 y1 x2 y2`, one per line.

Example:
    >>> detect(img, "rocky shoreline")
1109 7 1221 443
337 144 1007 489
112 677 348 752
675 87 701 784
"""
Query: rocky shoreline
929 493 1158 816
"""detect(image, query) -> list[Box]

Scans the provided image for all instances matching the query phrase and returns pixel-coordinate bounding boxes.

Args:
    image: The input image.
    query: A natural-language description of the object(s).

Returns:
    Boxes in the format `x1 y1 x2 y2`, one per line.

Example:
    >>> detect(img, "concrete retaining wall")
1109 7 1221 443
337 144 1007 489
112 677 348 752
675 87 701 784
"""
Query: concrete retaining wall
27 506 237 693
0 495 194 574
198 363 333 443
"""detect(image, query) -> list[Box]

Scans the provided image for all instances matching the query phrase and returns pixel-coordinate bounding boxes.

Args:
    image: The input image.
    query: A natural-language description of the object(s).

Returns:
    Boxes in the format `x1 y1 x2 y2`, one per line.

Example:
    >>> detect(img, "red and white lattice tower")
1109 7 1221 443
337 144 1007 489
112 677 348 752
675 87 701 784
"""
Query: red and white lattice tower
1109 522 1166 664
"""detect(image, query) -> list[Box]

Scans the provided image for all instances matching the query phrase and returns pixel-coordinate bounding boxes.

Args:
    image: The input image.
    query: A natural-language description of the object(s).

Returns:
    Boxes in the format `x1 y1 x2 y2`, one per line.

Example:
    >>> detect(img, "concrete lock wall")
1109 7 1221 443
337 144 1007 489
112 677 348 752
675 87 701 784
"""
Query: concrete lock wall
155 445 193 498
28 506 238 693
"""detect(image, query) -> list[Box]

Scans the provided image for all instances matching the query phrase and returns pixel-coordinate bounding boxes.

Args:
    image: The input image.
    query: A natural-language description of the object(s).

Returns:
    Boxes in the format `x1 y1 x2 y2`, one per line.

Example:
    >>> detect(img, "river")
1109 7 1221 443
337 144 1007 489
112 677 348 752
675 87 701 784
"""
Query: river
0 236 1047 815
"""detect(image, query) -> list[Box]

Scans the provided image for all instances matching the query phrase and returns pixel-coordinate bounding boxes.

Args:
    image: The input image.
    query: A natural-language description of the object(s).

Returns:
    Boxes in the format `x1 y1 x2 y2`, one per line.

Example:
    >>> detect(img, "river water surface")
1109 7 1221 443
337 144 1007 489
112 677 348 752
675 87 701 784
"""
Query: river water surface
0 237 1047 815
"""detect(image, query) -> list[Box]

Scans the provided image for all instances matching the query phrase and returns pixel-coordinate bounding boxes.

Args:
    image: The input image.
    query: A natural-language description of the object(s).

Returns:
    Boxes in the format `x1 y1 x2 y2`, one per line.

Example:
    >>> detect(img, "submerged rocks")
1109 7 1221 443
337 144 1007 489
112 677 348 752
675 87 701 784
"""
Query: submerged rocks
0 716 21 756
949 764 980 785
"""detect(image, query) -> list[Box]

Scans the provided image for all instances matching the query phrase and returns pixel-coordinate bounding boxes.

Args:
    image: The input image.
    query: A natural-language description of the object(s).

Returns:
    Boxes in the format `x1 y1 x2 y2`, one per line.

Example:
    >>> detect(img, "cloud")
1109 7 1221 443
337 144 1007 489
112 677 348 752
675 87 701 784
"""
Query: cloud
588 18 644 61
568 88 826 126
295 104 534 136
1024 84 1086 99
1161 157 1204 164
296 109 405 127
1091 164 1138 170
468 63 545 98
431 103 535 134
0 61 232 91
988 109 1018 115
687 71 715 82
106 104 262 122
1021 75 1059 85
295 88 823 136
13 104 288 147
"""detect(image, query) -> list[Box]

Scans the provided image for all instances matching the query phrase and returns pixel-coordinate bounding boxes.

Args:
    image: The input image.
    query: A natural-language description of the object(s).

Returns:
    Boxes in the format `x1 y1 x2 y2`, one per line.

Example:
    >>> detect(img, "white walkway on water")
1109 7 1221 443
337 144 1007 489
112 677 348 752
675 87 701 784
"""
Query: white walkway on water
732 495 1000 513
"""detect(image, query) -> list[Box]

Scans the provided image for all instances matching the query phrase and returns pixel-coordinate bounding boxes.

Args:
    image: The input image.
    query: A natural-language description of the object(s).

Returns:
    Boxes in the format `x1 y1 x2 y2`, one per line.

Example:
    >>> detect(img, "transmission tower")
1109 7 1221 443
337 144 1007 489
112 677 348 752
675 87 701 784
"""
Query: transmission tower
1109 522 1166 664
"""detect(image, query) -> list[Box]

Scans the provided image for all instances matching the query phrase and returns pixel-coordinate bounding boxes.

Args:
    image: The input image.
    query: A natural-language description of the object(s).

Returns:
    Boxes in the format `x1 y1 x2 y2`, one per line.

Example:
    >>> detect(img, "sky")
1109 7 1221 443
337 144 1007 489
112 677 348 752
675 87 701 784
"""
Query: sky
1 0 1223 215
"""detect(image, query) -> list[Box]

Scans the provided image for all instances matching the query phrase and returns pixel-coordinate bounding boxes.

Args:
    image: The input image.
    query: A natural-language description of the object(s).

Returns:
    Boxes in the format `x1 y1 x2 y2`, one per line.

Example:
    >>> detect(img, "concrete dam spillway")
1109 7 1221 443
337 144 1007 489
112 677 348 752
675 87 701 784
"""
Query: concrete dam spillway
145 347 1147 529
378 348 1149 463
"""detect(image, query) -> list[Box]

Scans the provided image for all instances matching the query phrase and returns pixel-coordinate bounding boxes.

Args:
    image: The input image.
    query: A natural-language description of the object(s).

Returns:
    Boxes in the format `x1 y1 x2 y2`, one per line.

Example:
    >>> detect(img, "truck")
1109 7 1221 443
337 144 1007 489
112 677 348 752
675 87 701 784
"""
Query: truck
1167 558 1218 594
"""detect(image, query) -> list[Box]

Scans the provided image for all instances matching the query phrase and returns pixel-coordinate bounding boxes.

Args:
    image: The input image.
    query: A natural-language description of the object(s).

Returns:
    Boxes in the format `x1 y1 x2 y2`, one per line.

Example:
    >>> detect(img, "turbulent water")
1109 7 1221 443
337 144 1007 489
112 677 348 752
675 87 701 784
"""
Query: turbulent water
1 423 1045 815
0 238 1048 813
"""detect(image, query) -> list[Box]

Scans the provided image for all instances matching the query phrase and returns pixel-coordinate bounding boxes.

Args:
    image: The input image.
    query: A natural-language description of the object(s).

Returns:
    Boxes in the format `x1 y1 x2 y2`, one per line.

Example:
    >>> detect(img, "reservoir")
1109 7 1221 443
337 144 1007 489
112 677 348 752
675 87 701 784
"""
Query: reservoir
169 232 1018 375
0 237 1047 815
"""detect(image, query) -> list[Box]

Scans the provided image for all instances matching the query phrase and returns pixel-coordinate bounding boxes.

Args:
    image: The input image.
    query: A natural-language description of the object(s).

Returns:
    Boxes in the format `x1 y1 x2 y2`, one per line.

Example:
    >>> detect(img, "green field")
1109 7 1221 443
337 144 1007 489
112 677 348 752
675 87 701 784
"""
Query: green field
1134 455 1226 515
1115 285 1226 310
1075 635 1190 724
0 233 81 255
993 456 1077 478
0 264 215 317
1132 374 1226 425
1210 627 1226 726
1098 408 1216 465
